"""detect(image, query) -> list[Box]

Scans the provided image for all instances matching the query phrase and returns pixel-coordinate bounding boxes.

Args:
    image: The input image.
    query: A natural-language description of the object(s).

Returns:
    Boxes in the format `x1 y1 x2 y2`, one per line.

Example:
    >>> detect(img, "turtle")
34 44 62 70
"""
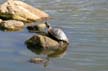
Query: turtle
45 22 69 44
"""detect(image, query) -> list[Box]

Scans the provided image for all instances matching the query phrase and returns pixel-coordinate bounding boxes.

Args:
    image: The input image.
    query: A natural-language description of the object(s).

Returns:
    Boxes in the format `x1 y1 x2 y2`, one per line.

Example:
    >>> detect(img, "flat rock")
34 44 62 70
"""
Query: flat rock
27 23 47 33
29 57 47 64
0 20 24 31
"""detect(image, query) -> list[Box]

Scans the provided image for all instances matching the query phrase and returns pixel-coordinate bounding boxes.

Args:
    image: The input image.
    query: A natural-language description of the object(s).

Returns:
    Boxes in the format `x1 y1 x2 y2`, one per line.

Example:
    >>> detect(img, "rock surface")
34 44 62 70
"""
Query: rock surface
29 57 47 64
0 0 49 23
27 23 47 33
0 19 2 23
0 20 24 31
25 34 60 50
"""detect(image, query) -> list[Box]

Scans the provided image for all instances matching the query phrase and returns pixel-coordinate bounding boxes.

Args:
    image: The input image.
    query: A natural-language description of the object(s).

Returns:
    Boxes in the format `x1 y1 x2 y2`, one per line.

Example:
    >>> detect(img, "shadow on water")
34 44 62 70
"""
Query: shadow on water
25 35 68 67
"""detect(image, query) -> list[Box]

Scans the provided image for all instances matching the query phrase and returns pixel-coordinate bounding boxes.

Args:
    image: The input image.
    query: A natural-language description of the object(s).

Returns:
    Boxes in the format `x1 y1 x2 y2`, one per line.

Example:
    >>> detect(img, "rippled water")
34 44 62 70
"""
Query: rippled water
0 0 108 71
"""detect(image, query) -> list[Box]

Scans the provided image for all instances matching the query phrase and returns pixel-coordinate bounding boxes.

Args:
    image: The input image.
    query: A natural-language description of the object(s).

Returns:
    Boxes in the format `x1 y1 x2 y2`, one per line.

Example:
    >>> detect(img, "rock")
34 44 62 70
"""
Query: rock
27 23 47 33
26 40 68 58
0 19 3 23
29 57 47 64
0 0 50 23
0 20 24 31
25 34 60 50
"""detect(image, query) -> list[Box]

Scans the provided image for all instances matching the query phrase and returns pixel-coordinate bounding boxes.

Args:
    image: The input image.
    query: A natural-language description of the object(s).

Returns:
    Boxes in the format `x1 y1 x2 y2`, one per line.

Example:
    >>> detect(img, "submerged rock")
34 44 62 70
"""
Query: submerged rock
29 57 47 64
0 0 50 23
0 20 24 31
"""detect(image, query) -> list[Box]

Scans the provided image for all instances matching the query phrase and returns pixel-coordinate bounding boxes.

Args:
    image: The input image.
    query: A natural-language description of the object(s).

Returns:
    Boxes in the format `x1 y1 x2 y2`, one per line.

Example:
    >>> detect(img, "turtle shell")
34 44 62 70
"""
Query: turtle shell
48 28 69 43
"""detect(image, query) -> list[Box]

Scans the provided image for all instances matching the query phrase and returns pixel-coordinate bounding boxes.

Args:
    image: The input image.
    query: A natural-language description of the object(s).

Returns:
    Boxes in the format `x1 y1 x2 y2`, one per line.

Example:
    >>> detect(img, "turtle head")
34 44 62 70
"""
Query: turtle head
45 21 51 28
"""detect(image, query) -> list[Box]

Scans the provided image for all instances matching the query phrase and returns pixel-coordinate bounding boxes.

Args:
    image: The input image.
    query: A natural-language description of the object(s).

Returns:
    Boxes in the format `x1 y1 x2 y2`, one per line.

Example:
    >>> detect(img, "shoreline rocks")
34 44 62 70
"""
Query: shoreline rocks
0 0 50 31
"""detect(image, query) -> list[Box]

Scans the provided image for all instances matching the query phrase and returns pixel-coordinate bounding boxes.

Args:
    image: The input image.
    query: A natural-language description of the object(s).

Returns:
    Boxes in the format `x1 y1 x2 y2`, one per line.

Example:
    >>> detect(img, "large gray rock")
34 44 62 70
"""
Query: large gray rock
0 0 50 23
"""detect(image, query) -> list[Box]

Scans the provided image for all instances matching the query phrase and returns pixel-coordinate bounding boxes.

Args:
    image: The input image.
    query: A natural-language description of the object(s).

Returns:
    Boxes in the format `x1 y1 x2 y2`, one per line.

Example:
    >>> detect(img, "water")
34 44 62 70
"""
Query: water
0 0 108 71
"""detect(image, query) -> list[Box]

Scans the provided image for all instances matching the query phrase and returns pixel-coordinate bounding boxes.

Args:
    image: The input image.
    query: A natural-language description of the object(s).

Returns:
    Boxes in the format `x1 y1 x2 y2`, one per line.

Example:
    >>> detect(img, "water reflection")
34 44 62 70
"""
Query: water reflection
25 35 68 67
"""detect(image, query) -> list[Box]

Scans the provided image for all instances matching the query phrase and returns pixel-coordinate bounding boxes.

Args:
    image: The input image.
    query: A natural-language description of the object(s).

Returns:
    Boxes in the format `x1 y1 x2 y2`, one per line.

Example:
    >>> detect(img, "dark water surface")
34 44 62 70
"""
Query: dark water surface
0 0 108 71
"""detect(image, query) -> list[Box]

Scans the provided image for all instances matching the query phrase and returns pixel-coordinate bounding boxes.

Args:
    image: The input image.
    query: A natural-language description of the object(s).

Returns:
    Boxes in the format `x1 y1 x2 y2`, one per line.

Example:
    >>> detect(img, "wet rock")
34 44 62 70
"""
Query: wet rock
26 40 68 58
0 0 50 23
27 23 47 33
29 57 47 64
25 34 60 50
0 20 24 31
25 34 69 66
